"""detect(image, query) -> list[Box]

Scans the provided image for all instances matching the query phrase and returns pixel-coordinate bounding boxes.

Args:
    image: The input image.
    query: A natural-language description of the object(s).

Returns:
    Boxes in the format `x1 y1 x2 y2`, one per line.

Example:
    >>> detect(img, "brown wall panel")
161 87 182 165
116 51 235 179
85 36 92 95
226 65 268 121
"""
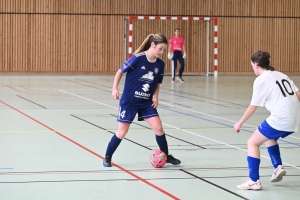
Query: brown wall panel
219 17 300 73
0 14 125 73
0 0 299 74
1 0 300 17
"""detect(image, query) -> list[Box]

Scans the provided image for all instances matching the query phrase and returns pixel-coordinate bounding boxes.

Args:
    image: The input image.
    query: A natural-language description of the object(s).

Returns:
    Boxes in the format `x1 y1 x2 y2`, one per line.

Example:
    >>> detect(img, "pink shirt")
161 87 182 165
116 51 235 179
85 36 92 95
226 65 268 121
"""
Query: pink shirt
169 36 185 52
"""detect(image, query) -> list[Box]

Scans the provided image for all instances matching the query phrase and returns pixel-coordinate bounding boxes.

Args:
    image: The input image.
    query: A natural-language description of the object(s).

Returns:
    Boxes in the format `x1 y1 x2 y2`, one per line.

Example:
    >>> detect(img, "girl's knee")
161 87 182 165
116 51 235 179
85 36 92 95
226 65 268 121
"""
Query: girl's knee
116 132 127 139
265 139 278 147
153 127 164 136
247 138 257 147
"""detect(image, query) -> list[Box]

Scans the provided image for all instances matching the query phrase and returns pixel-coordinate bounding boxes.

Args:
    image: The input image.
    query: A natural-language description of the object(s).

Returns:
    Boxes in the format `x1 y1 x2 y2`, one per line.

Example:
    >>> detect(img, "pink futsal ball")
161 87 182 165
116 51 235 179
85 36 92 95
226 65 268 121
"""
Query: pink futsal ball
150 150 167 168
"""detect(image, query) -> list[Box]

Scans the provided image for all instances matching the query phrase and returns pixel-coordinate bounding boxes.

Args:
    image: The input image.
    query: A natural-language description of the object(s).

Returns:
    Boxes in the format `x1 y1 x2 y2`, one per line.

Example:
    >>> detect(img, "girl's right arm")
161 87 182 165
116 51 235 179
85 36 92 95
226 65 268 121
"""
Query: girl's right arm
112 69 123 99
234 105 257 133
296 90 300 102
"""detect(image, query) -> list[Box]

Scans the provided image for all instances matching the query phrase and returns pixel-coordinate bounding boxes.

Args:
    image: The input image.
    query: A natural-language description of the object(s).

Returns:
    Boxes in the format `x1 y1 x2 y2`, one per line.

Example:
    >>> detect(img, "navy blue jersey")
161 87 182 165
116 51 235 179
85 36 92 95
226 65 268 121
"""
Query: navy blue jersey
119 51 165 109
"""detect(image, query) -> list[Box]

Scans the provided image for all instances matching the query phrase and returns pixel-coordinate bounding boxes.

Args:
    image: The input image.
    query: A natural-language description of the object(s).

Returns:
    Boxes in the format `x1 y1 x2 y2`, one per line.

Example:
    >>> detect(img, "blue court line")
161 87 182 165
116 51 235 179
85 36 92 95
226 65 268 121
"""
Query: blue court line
160 107 300 147
0 168 13 170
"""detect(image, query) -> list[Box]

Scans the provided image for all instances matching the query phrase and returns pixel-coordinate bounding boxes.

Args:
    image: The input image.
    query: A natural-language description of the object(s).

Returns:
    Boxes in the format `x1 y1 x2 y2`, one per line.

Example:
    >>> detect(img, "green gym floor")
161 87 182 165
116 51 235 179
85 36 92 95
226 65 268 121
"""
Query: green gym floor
1 74 299 200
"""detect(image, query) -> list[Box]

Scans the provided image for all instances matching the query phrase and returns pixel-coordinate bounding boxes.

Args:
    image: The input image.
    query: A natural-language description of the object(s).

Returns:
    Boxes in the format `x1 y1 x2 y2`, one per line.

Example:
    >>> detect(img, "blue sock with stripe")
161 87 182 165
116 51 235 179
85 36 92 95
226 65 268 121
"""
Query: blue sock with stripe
267 144 282 168
247 156 260 181
105 134 122 158
156 134 169 155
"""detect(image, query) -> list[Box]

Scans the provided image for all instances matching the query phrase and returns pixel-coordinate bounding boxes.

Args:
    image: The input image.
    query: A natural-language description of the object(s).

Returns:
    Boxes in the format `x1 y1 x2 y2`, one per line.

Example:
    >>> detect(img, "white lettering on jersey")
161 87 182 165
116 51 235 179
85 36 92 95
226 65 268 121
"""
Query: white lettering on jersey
134 91 151 99
139 71 154 83
142 84 150 92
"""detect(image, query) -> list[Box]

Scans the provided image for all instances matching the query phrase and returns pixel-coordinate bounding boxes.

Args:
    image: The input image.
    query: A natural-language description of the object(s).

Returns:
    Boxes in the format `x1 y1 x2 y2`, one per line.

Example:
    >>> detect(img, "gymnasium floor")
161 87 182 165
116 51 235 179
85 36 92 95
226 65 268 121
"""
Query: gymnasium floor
0 74 299 200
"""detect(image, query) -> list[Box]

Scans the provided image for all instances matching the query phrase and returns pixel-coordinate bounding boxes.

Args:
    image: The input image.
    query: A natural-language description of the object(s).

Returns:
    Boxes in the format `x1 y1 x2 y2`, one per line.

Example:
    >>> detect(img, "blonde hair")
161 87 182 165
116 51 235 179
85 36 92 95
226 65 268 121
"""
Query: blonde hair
134 33 168 54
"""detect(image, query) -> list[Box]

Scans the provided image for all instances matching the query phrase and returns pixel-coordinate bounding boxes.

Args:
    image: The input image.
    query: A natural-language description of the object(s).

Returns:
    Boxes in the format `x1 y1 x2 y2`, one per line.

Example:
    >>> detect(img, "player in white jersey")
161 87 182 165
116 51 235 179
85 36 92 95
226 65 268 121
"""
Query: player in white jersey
103 34 181 167
234 51 300 190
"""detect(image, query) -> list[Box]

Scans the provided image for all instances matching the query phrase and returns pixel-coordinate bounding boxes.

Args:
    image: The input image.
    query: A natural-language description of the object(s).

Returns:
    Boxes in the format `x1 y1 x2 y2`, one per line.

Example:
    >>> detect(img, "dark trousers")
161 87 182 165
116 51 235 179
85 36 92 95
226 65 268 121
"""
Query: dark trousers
171 50 185 78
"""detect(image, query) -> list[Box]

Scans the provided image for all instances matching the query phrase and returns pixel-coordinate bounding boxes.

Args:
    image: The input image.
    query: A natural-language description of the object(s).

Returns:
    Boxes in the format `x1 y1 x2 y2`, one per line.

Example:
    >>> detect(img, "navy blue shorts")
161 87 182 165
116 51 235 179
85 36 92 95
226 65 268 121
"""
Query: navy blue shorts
258 120 293 141
117 106 159 123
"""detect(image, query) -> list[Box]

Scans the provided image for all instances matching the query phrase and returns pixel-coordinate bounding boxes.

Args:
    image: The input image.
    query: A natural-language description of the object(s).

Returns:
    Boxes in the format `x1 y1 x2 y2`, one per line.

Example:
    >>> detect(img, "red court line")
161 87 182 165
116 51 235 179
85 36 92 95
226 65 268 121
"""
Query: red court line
18 85 43 92
0 99 180 200
6 85 21 92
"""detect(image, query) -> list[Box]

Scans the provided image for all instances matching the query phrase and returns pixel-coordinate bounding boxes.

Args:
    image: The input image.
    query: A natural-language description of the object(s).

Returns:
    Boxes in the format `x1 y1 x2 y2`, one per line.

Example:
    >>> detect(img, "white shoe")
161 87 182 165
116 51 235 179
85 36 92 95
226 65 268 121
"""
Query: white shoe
176 77 184 82
270 165 286 182
236 177 262 190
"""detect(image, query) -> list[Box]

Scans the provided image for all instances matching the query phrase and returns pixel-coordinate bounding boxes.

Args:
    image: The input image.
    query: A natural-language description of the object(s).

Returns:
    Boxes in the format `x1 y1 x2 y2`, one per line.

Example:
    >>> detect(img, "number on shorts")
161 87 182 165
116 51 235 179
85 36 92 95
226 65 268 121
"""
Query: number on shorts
276 79 294 97
119 110 126 119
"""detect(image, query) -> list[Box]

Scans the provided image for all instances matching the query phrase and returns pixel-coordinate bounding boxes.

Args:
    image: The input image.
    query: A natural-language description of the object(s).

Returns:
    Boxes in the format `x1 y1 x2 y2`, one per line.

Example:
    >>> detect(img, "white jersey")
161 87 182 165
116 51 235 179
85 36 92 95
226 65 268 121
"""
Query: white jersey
250 70 300 131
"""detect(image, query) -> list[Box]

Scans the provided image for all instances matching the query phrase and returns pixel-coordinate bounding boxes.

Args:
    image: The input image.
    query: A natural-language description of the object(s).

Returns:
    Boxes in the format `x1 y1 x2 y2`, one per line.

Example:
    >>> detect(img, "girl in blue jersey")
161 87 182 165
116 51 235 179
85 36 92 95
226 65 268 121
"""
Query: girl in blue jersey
234 51 300 190
103 33 181 167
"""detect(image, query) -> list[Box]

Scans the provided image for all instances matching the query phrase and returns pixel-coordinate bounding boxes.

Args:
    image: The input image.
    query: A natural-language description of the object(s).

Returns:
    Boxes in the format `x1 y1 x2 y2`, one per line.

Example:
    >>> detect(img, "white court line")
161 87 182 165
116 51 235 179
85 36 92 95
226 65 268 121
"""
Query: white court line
161 102 254 127
58 89 117 110
164 96 300 141
58 89 300 170
60 86 300 140
161 101 300 140
288 135 300 140
162 123 300 169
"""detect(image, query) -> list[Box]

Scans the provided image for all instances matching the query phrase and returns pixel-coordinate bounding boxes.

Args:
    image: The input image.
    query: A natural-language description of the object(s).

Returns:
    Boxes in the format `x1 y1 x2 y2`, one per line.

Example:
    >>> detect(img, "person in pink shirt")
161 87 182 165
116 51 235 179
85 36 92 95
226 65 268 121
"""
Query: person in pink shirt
168 28 186 82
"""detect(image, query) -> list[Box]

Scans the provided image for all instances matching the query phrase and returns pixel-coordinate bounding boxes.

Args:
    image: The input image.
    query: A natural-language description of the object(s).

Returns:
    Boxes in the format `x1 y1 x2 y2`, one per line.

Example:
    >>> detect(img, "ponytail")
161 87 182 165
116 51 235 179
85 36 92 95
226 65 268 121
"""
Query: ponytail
134 34 154 54
251 51 275 71
134 33 168 54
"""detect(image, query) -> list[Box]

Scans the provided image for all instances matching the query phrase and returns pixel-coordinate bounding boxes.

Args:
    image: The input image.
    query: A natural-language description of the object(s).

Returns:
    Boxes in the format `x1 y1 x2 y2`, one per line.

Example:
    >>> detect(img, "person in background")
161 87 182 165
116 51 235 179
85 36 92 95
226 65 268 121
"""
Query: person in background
168 28 186 82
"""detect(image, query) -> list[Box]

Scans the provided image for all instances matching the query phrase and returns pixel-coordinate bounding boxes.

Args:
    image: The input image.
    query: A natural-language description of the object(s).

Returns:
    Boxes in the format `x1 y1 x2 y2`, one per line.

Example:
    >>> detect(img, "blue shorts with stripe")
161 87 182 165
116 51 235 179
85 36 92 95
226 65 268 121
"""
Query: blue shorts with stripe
258 120 294 141
117 106 159 123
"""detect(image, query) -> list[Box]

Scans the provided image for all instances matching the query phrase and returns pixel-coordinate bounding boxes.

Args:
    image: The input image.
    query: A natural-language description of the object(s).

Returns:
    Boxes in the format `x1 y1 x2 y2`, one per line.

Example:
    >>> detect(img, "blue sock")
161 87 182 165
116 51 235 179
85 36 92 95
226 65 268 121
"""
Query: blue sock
105 135 122 158
247 156 260 182
267 144 282 168
156 134 169 155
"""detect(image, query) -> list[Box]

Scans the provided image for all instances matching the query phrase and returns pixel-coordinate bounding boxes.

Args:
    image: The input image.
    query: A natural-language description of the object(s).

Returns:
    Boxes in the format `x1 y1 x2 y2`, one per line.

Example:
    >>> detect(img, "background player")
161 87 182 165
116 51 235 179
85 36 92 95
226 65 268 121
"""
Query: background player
103 33 181 167
168 28 186 82
234 51 300 190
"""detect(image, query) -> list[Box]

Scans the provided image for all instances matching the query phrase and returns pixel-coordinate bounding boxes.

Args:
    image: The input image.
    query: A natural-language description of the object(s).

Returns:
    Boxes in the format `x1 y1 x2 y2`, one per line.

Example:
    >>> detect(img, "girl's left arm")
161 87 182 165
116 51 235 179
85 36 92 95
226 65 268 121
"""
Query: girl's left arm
182 44 186 53
152 84 160 108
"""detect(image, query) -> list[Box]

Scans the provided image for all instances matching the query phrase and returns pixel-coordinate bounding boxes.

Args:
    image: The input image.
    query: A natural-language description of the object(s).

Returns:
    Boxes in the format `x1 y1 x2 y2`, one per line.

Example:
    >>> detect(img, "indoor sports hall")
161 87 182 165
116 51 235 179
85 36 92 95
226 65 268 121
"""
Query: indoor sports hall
1 1 300 200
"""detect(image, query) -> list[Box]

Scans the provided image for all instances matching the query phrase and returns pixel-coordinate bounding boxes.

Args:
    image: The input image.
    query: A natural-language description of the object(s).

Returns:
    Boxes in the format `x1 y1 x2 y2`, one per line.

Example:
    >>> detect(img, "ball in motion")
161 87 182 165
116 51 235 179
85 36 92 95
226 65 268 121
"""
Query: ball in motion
150 150 167 168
